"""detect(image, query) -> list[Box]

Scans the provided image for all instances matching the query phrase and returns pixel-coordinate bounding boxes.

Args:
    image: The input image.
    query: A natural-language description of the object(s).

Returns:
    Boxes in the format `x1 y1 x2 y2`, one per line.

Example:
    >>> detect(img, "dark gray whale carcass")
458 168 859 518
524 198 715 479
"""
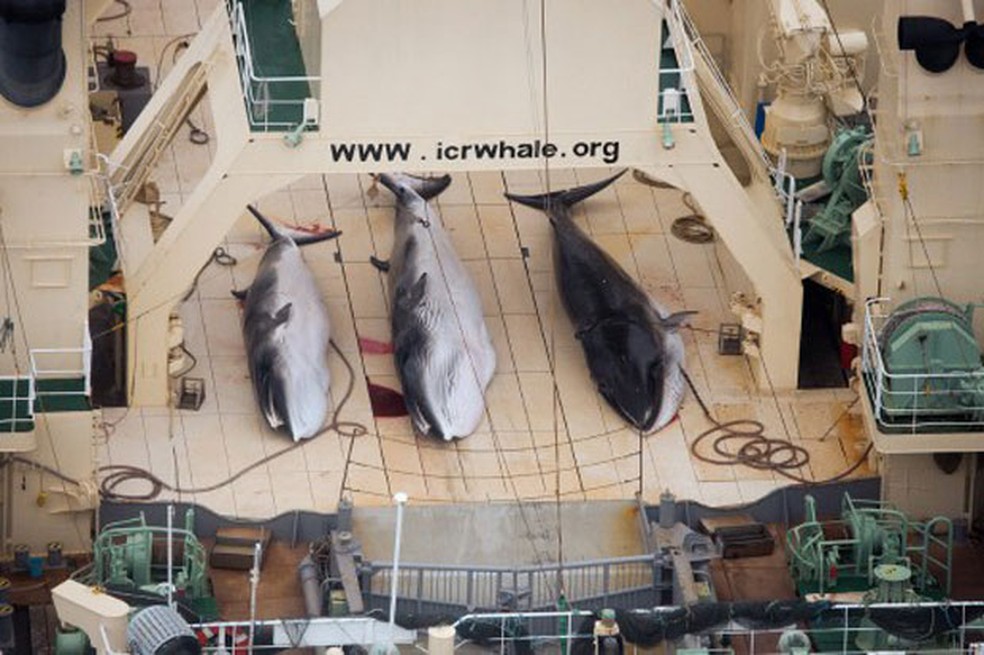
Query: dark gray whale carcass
505 171 693 431
234 205 341 441
373 173 496 440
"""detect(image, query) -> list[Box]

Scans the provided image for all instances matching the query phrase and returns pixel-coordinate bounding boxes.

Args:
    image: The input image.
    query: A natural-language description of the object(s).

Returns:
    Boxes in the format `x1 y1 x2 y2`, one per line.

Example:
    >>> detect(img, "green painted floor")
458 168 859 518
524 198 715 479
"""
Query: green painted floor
801 240 854 282
234 0 313 130
658 20 693 123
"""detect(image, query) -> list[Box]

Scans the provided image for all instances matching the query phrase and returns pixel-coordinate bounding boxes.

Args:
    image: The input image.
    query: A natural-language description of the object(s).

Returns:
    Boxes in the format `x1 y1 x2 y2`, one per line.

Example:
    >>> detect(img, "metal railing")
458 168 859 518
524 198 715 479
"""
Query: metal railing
450 604 984 655
676 0 774 177
226 0 320 132
361 554 662 615
861 297 984 432
658 0 697 124
29 322 93 409
187 616 415 653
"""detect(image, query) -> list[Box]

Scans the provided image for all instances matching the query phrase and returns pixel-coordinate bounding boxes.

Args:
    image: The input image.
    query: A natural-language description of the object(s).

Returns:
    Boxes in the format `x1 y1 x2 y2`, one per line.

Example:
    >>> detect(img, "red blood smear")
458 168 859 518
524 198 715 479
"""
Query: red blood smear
367 380 407 417
359 337 394 354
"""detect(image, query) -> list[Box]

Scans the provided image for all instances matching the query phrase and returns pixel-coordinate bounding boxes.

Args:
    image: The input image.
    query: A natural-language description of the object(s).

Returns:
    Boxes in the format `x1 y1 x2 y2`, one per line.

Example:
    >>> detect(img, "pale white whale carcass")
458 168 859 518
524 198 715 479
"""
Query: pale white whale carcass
234 205 341 441
373 173 496 440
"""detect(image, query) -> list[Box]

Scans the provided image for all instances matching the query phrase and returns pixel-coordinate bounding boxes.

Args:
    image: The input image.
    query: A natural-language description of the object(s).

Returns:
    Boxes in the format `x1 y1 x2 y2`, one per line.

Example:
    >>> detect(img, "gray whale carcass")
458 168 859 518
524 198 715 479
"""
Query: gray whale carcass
373 173 496 440
234 205 341 441
505 171 693 432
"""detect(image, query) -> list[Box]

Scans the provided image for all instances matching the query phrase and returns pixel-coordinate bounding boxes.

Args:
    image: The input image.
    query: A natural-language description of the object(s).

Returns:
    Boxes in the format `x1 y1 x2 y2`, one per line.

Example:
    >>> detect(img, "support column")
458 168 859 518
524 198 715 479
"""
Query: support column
126 170 300 405
676 165 803 390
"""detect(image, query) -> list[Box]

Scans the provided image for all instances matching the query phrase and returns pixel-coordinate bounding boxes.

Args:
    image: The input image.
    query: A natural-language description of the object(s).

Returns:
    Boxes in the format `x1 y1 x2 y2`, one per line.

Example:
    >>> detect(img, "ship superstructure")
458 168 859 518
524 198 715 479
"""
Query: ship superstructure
0 0 983 652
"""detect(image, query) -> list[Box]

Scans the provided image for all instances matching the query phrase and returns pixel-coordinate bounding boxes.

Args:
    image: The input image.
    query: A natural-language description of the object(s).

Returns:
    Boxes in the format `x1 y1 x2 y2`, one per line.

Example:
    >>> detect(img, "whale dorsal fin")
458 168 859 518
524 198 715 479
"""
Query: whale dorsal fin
504 170 627 213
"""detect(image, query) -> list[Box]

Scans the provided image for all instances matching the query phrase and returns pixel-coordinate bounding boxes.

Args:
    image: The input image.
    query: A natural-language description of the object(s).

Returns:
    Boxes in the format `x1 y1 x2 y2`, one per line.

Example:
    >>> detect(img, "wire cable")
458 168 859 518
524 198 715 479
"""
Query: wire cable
632 169 715 244
680 366 871 486
99 339 367 501
96 0 132 23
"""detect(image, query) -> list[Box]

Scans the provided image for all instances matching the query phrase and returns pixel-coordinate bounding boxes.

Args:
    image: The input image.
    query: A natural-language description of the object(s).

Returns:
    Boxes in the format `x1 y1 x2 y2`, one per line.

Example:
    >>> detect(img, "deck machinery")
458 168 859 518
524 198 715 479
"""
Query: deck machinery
786 492 953 598
864 297 984 430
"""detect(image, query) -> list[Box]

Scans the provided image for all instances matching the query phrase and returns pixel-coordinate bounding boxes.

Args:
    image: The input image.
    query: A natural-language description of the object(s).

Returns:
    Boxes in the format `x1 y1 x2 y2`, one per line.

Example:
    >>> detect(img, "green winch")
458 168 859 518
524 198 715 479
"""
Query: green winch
803 126 873 252
876 296 984 424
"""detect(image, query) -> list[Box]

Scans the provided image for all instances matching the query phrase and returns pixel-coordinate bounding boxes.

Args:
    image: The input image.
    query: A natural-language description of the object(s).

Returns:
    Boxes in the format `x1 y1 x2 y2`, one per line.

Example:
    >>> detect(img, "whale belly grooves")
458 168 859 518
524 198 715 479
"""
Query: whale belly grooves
238 205 340 442
379 173 496 440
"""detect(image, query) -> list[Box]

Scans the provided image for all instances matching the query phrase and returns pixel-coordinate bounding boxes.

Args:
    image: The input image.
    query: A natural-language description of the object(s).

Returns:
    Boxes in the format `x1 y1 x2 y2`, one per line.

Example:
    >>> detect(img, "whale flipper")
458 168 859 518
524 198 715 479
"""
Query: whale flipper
659 310 698 330
370 256 390 273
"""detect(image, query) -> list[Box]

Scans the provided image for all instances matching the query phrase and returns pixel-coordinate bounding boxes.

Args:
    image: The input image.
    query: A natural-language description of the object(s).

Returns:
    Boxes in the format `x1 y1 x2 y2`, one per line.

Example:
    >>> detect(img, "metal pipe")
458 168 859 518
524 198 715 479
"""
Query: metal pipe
388 492 408 632
249 542 261 653
166 504 174 610
299 554 322 617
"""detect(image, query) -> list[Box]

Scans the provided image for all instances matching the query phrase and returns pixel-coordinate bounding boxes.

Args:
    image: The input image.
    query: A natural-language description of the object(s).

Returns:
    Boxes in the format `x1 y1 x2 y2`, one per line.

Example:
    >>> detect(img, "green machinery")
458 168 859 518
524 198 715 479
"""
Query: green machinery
803 126 873 252
75 509 217 619
873 297 984 426
786 493 953 598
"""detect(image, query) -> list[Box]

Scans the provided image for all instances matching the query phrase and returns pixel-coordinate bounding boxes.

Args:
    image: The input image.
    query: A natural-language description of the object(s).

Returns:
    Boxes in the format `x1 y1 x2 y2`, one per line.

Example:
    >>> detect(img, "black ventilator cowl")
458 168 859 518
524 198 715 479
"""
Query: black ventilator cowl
0 0 67 107
897 15 969 73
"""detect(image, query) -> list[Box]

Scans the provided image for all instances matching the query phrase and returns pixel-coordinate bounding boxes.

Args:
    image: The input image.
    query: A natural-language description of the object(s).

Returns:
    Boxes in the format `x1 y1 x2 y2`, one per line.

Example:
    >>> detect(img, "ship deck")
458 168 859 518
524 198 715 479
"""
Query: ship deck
94 0 869 519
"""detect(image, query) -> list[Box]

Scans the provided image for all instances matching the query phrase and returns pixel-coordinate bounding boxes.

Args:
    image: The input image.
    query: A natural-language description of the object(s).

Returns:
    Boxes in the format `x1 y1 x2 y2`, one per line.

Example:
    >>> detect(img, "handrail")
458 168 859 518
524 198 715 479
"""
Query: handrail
225 0 319 131
29 321 93 402
861 296 984 430
676 0 773 175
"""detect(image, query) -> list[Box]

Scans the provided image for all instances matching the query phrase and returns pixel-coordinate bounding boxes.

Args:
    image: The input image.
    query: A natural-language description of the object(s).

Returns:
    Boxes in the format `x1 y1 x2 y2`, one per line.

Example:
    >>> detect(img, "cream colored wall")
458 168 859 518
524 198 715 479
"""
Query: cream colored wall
7 413 95 553
320 0 659 141
880 453 970 520
864 1 984 313
0 1 91 375
0 1 96 551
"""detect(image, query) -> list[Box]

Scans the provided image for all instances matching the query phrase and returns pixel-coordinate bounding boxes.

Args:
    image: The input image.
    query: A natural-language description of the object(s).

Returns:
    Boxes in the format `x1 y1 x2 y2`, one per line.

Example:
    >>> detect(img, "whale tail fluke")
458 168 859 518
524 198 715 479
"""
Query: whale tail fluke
504 169 627 215
377 173 452 200
246 205 342 245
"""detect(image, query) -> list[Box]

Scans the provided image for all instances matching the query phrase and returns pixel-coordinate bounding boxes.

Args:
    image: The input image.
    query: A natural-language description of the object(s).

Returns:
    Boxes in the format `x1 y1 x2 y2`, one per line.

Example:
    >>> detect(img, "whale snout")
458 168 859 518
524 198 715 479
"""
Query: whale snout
583 320 665 432
603 385 658 431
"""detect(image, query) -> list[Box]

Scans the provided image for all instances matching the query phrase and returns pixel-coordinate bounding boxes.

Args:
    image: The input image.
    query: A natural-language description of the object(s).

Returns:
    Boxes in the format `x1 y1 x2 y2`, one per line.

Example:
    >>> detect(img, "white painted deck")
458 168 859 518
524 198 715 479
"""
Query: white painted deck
94 0 870 519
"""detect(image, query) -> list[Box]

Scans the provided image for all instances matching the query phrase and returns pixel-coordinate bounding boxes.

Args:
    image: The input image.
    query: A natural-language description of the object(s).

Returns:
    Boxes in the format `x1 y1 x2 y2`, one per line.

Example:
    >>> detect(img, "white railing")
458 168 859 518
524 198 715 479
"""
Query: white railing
226 0 320 132
861 297 984 432
29 322 93 408
188 616 415 652
659 0 697 123
363 554 660 613
447 604 984 655
183 601 984 653
675 0 774 175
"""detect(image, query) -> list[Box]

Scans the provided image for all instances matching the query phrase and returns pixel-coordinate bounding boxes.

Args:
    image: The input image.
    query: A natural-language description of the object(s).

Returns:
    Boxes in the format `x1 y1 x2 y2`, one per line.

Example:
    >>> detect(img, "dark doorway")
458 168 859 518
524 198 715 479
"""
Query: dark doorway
973 454 984 538
798 280 850 389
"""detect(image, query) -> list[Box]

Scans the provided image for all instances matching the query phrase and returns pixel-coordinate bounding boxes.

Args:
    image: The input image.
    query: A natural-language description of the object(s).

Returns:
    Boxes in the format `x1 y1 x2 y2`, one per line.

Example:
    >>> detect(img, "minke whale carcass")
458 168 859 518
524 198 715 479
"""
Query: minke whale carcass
372 173 496 440
505 171 694 432
233 205 341 441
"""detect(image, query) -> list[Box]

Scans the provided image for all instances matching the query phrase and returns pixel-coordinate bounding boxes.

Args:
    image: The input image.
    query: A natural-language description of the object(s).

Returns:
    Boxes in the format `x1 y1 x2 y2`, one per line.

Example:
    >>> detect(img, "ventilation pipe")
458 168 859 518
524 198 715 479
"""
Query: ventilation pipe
0 0 67 107
898 0 984 72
